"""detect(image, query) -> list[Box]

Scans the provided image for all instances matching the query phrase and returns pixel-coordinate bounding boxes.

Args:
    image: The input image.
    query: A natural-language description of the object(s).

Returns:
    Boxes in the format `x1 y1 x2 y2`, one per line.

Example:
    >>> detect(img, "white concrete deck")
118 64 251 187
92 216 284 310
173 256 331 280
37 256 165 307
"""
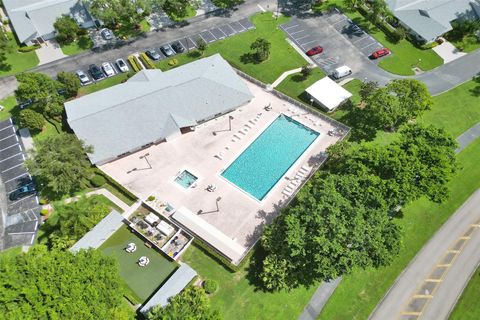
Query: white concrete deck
99 80 342 262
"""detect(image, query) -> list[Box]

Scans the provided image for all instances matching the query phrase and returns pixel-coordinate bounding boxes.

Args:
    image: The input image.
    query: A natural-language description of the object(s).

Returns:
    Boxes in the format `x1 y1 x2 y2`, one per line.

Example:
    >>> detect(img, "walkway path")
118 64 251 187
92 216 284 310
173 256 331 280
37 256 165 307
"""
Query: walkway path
63 188 140 219
298 278 341 320
369 189 480 320
456 123 480 153
271 67 302 87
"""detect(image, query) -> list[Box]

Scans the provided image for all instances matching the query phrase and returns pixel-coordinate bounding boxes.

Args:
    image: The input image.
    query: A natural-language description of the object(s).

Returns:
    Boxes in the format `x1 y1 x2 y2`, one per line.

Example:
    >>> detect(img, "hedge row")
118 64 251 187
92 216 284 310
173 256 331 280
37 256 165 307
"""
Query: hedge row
139 52 156 69
93 168 138 203
127 55 143 72
18 45 40 52
357 4 405 43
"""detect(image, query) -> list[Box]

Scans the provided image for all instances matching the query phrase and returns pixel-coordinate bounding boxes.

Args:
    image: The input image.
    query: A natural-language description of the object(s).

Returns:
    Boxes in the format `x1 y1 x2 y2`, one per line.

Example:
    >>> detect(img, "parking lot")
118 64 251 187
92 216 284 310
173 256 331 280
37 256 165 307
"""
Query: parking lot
83 18 255 80
0 118 39 249
280 11 386 75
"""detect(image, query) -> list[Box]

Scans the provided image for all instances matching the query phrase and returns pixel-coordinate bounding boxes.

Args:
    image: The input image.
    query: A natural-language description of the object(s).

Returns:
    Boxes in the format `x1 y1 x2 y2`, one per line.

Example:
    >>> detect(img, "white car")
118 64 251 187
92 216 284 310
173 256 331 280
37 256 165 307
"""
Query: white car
102 62 115 77
75 70 91 86
115 58 129 73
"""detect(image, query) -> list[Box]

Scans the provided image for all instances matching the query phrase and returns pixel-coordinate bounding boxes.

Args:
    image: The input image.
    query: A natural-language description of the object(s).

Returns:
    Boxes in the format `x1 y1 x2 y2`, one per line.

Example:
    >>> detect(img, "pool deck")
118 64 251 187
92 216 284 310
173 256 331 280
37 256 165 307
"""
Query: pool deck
100 80 344 261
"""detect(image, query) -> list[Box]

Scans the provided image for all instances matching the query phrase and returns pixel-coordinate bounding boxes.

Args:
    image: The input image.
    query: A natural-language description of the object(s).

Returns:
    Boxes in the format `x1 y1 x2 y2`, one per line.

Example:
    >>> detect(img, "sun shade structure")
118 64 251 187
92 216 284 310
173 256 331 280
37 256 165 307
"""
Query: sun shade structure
386 0 480 43
70 210 124 252
65 54 253 165
140 263 197 314
305 77 352 112
3 0 94 45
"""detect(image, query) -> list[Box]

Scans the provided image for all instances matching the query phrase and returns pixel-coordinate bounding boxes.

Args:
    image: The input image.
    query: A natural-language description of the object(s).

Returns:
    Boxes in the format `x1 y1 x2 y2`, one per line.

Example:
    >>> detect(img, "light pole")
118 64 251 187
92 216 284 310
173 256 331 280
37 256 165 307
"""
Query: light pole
310 98 314 107
139 153 152 169
216 196 222 212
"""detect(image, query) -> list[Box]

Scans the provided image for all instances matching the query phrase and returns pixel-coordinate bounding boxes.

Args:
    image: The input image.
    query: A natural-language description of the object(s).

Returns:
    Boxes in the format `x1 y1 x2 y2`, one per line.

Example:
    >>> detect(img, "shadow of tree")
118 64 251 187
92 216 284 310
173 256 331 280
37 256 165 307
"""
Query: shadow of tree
335 101 378 142
240 52 260 64
291 74 306 82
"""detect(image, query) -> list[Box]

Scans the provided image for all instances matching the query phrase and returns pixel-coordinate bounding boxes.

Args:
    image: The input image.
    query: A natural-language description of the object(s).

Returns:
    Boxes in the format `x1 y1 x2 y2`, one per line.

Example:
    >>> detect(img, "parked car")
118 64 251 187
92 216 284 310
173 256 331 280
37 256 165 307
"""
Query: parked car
160 45 175 57
100 28 114 40
306 46 323 56
89 64 105 81
115 58 129 72
75 70 92 85
145 49 161 61
331 65 352 79
9 184 36 201
102 62 115 77
370 48 390 59
18 99 33 109
171 41 185 54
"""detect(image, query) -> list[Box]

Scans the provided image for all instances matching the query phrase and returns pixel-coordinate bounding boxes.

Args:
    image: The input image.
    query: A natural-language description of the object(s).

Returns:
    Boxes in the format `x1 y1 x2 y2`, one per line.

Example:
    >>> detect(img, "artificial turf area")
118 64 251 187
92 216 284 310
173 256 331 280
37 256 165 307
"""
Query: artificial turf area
449 266 480 319
99 225 177 303
156 12 307 84
181 245 317 320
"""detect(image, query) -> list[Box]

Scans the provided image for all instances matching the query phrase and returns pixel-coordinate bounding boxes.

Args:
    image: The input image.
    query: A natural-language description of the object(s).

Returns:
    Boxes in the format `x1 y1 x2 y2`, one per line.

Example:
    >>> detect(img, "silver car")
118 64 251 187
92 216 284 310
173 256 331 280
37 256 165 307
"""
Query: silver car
160 45 175 57
115 58 129 73
75 70 91 86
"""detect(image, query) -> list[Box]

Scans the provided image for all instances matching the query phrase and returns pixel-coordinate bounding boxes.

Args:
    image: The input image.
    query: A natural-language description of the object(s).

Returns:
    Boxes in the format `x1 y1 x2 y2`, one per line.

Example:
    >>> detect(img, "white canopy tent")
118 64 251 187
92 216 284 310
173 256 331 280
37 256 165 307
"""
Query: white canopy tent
305 77 352 112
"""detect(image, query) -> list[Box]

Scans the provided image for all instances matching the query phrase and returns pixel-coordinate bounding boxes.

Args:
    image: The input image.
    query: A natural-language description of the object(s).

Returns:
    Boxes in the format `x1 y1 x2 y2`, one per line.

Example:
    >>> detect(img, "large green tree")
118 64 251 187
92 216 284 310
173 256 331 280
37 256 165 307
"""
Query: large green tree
363 79 432 131
26 134 93 197
0 246 131 319
147 286 221 320
54 15 80 44
250 38 271 62
15 72 65 118
260 173 401 290
86 0 152 26
42 195 111 249
18 109 46 132
57 71 81 97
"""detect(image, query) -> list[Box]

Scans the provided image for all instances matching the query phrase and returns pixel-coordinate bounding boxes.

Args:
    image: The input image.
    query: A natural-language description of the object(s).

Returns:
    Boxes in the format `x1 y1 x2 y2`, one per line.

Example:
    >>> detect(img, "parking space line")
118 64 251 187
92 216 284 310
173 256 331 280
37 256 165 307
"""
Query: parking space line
7 231 38 235
0 152 22 163
8 194 36 206
296 34 311 41
198 33 208 43
1 162 23 173
352 36 368 44
361 42 378 51
0 133 15 141
332 18 348 26
290 29 305 35
0 125 13 132
4 172 28 183
238 20 252 30
0 144 21 153
217 27 227 37
300 39 317 47
234 21 246 31
188 37 197 47
283 24 299 30
207 30 217 40
225 24 236 34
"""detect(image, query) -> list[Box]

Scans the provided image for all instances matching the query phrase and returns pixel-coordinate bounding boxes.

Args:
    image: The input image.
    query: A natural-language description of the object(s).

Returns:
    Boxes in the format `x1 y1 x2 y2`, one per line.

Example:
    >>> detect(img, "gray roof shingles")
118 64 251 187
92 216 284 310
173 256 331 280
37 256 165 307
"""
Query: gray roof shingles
65 54 253 164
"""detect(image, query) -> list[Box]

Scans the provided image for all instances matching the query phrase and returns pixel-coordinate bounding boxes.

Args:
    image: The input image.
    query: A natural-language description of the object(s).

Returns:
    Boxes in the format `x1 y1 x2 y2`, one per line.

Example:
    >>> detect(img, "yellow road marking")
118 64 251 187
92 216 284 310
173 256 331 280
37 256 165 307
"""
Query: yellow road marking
412 294 433 298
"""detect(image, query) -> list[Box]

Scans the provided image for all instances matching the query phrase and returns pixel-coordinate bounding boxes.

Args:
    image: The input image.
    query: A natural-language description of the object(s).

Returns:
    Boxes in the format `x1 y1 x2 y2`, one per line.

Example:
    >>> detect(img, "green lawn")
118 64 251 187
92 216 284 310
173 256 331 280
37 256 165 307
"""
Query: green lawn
157 12 307 84
418 79 480 137
60 36 93 56
99 225 177 303
114 19 150 39
78 73 130 96
0 96 17 121
0 33 39 77
449 266 480 319
182 245 317 320
313 2 443 75
275 68 325 103
342 79 362 106
165 5 197 22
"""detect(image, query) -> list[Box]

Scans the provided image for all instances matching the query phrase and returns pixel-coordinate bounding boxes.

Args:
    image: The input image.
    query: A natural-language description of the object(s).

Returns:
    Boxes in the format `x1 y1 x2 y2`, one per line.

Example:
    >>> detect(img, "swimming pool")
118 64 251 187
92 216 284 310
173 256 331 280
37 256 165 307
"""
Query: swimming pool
175 170 198 189
222 115 319 200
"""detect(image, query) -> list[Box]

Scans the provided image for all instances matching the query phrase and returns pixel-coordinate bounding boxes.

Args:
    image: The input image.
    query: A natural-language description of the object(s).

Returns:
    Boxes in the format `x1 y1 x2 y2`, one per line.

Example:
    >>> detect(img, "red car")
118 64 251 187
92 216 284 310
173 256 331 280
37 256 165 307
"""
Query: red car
370 48 390 59
306 46 323 56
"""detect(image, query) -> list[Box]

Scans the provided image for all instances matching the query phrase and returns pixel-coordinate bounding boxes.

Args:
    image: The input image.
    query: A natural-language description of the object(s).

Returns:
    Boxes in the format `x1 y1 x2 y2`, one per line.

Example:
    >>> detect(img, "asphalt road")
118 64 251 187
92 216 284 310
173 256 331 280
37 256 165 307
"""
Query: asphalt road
369 189 480 320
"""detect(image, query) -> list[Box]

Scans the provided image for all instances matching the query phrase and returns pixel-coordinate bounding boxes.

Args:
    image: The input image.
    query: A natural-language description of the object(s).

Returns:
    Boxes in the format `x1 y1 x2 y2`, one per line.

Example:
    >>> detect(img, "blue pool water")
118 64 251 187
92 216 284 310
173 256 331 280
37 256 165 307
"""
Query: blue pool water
175 170 198 189
222 115 319 200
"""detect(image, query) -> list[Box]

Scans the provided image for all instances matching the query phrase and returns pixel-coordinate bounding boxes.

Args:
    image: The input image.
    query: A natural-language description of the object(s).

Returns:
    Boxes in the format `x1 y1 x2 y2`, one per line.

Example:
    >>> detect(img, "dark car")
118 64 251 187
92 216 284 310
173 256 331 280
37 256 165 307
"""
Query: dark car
306 46 323 56
9 184 36 201
146 49 161 60
18 99 33 109
89 64 105 81
370 48 390 59
171 41 185 54
160 45 175 57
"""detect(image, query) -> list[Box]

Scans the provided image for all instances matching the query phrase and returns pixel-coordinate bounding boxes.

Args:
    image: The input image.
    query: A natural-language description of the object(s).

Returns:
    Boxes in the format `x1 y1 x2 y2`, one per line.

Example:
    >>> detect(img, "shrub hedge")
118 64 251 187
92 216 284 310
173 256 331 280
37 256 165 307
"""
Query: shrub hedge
18 45 40 53
203 279 219 294
139 52 156 69
127 55 143 72
90 174 106 187
93 169 138 203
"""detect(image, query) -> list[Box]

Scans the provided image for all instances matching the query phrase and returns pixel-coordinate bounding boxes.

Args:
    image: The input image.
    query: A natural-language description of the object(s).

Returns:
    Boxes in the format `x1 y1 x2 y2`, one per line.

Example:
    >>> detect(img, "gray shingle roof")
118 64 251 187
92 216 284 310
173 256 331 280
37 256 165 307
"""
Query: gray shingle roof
140 263 197 314
387 0 480 41
3 0 85 43
70 210 124 253
65 54 254 164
